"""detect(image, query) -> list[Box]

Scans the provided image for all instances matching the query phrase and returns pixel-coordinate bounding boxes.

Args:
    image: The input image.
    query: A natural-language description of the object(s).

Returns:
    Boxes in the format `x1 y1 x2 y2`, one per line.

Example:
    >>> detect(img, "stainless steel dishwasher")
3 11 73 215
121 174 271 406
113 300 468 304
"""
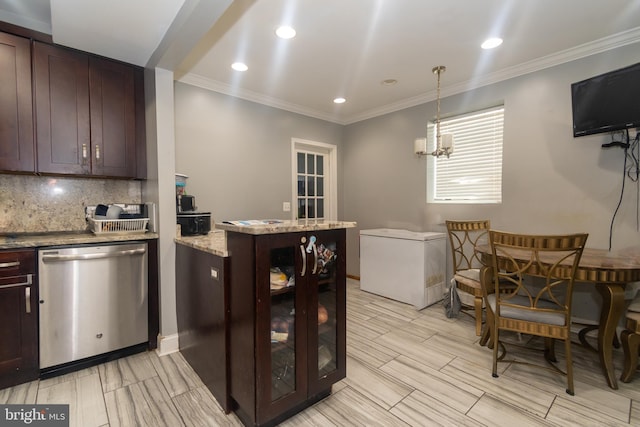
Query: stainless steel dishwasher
38 242 148 369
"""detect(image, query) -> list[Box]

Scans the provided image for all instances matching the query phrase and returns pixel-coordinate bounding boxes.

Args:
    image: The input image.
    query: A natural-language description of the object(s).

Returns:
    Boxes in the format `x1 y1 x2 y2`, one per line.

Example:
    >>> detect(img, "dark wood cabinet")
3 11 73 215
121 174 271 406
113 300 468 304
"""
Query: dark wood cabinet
33 41 144 178
0 249 39 390
33 41 91 175
89 56 137 177
175 244 230 413
227 229 346 427
0 32 35 172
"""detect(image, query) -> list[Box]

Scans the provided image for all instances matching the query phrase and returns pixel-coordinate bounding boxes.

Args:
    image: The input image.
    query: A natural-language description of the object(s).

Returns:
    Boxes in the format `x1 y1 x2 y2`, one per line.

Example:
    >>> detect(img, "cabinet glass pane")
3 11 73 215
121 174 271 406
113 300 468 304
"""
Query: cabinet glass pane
297 175 305 197
297 199 306 219
317 177 324 197
297 152 305 173
316 156 323 175
269 247 297 401
315 239 338 378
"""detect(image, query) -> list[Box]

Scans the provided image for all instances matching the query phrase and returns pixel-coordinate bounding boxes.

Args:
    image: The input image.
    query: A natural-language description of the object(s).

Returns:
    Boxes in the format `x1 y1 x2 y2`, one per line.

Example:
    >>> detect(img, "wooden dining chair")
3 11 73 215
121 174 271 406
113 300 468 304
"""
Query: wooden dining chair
621 307 640 383
485 230 588 395
445 220 491 336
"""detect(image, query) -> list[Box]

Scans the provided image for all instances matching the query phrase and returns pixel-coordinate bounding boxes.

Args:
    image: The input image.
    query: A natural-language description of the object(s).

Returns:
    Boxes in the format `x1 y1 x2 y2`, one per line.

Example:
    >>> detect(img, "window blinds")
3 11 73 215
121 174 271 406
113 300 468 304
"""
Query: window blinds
429 106 504 203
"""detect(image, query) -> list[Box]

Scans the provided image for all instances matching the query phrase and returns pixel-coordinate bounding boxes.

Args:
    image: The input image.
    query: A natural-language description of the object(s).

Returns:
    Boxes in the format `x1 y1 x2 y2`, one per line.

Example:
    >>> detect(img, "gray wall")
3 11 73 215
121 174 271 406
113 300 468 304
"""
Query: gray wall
344 43 640 277
172 45 640 322
174 82 345 223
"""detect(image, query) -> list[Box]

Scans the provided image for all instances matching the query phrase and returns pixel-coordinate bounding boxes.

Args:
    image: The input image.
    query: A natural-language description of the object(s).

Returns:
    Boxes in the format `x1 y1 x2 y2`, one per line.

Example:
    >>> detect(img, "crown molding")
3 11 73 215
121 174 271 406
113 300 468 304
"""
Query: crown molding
177 74 346 124
179 28 640 126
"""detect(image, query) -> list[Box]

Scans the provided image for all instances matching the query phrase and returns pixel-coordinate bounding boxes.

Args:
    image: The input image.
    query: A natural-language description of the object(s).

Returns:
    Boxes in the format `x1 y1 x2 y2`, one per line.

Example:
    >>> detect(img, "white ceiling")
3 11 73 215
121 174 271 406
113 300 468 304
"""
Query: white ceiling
2 0 640 125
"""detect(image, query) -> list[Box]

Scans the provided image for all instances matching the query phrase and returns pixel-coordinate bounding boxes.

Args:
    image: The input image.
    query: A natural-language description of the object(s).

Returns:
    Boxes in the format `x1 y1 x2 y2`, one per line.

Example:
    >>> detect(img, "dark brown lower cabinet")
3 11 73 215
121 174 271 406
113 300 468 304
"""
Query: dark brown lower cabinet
175 243 230 412
227 229 346 427
0 249 38 390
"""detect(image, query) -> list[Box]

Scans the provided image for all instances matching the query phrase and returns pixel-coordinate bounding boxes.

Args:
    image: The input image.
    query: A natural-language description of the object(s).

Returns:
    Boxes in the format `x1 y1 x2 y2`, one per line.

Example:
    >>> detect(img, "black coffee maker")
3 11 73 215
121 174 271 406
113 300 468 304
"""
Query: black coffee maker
176 194 196 213
175 173 211 236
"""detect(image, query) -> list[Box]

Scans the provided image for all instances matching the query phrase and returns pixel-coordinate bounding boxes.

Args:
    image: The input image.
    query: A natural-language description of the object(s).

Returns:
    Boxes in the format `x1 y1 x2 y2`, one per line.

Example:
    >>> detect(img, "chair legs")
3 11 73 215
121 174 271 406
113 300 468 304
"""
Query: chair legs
565 336 574 395
474 295 483 336
620 329 640 383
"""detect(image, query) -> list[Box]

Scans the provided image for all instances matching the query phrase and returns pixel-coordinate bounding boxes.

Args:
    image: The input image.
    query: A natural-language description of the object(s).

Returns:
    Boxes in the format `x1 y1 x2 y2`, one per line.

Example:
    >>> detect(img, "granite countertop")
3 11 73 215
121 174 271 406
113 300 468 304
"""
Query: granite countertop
0 231 159 250
215 219 357 235
174 229 228 257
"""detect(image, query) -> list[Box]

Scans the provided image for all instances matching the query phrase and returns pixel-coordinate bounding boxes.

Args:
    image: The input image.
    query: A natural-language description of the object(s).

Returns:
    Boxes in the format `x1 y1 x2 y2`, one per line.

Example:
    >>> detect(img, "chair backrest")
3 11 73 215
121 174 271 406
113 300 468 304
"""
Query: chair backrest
446 220 491 274
488 230 588 321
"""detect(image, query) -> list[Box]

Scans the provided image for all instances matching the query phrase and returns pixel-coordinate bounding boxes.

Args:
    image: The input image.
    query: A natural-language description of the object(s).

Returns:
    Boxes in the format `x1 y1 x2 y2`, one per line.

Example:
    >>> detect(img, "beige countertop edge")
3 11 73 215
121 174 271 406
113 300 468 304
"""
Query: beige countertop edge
174 230 229 257
215 220 357 235
0 232 159 250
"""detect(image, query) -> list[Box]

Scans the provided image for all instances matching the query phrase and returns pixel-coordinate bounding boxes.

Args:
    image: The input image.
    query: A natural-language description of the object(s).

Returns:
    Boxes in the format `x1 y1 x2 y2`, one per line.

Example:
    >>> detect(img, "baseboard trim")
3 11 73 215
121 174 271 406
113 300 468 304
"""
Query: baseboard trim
156 333 180 356
347 274 360 281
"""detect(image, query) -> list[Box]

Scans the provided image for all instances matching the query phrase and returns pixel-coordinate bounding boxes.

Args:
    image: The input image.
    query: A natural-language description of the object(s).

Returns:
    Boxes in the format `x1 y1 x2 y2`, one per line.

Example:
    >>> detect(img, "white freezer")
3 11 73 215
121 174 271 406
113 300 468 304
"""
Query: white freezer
359 228 446 309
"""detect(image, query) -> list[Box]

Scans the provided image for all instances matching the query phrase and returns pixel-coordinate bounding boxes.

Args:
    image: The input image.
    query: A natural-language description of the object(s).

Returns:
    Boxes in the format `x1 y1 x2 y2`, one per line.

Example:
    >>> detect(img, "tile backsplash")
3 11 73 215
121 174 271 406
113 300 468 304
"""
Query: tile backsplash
0 175 142 233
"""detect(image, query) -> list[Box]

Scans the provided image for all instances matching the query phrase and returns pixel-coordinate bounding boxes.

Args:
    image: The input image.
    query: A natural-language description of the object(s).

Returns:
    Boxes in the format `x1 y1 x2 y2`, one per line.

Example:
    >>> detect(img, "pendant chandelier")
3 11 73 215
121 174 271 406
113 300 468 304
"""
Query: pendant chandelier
414 65 454 158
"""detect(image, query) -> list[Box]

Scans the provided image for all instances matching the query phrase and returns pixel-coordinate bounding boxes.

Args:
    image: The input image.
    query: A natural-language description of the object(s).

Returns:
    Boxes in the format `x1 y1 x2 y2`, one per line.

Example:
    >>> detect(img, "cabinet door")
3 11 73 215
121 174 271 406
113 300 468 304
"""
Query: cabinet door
33 42 91 175
0 250 38 390
255 233 308 422
306 229 346 395
0 32 35 172
89 57 137 177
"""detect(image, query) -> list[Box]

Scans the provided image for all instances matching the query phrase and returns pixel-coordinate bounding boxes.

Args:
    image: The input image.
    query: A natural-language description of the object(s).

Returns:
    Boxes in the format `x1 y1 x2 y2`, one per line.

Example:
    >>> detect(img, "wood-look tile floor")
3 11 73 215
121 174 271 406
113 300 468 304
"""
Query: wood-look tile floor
2 278 639 426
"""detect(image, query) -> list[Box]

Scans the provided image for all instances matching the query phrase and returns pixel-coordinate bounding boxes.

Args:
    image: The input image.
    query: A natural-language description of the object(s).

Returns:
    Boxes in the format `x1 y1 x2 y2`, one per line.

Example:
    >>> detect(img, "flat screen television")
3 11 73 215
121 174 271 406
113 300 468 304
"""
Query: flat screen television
571 62 640 137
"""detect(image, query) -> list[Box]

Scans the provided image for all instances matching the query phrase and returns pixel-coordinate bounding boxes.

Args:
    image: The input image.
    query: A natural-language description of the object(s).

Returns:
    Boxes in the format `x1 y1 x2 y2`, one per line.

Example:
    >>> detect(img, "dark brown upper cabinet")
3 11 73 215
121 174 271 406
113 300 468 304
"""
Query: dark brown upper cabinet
33 41 143 178
0 32 35 172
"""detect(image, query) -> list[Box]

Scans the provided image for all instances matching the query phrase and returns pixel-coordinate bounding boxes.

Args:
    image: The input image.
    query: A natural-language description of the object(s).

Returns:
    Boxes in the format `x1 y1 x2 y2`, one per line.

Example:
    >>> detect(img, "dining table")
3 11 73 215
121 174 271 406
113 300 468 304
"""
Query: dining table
476 244 640 389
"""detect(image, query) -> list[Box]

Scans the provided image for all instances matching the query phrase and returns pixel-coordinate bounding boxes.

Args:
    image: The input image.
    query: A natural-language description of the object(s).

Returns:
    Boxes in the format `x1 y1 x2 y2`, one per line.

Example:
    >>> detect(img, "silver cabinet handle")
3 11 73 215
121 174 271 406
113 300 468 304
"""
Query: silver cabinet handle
300 245 306 276
312 242 318 275
25 287 31 314
42 248 146 262
95 144 100 160
309 235 319 275
0 274 32 290
82 143 88 159
0 261 20 269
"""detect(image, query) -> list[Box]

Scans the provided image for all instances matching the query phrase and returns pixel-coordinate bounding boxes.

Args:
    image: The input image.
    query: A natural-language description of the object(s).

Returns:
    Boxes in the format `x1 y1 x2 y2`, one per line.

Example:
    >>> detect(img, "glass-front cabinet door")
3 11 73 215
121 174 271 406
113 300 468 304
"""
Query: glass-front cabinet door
256 233 307 421
255 229 346 421
307 229 346 395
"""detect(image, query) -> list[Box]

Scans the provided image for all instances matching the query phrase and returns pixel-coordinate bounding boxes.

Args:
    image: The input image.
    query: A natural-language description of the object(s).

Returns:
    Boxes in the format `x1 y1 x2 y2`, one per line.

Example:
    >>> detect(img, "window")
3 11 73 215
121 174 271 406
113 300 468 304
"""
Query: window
296 151 325 219
291 138 338 220
427 106 504 203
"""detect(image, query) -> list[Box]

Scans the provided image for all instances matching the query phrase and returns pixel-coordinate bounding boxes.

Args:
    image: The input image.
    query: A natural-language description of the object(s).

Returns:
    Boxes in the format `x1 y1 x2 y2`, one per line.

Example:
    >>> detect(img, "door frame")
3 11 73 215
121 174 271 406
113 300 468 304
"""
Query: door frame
291 138 338 221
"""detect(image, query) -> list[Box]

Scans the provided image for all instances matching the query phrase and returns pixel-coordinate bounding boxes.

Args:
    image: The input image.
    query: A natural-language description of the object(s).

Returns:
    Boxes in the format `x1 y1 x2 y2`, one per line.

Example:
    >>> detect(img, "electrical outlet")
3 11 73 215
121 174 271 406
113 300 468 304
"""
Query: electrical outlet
283 202 291 212
210 267 219 280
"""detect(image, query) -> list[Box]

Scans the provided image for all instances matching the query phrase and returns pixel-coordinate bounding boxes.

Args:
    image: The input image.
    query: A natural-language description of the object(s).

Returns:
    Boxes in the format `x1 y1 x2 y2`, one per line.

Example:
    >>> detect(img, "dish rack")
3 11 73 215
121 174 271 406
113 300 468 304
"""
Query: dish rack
88 217 149 235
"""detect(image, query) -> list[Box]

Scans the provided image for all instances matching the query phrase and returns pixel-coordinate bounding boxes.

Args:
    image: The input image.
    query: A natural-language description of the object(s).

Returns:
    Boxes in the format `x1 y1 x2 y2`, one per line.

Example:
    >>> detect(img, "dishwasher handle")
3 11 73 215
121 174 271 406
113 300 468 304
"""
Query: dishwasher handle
41 247 146 262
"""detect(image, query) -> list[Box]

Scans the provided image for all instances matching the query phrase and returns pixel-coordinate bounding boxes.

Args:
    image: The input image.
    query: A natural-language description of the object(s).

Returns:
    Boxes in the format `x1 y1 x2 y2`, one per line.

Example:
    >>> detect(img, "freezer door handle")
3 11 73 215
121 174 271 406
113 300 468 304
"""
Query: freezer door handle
41 248 146 262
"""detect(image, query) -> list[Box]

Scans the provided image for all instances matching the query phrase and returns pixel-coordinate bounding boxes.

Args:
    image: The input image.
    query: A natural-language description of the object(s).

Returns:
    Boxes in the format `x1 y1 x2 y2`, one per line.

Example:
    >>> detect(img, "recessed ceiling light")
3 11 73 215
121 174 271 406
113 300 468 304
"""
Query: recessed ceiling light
231 62 248 71
276 26 296 39
381 79 398 86
481 37 503 49
333 97 346 104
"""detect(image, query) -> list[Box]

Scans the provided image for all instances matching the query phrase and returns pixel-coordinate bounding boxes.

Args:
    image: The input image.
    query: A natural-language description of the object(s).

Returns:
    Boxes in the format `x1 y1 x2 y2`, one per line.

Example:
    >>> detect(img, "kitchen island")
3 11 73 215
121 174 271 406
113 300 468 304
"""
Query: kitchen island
175 220 355 426
218 220 355 427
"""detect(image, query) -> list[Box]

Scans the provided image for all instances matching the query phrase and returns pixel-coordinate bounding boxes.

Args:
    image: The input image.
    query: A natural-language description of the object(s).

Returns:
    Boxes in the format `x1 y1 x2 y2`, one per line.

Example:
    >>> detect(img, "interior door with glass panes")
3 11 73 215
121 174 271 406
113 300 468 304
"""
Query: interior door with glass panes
307 229 346 395
296 151 327 220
